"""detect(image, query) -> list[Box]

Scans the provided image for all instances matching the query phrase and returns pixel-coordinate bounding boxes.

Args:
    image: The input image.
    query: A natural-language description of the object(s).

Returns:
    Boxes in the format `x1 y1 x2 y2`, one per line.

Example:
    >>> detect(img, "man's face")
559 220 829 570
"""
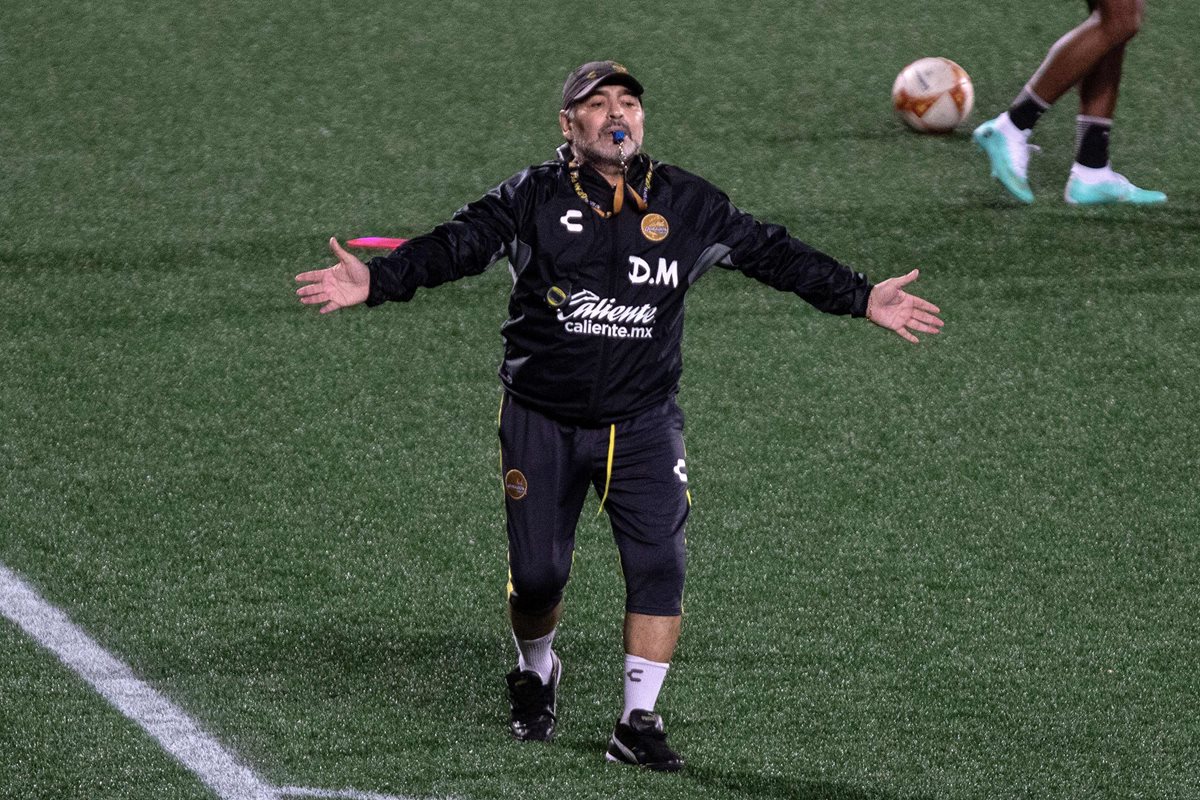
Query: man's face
559 84 645 170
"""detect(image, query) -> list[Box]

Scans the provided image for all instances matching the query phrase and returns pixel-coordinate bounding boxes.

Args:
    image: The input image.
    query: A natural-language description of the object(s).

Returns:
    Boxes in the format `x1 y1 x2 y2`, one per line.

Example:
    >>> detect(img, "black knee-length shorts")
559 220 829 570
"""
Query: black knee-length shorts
499 394 690 617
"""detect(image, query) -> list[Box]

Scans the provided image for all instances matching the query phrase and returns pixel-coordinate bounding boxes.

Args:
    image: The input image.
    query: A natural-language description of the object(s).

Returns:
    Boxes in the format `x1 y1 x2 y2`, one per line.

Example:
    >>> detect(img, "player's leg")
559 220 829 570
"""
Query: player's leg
499 394 589 741
1077 12 1131 121
1026 0 1142 107
590 399 689 771
624 611 681 664
1064 0 1166 204
973 0 1143 203
509 601 561 640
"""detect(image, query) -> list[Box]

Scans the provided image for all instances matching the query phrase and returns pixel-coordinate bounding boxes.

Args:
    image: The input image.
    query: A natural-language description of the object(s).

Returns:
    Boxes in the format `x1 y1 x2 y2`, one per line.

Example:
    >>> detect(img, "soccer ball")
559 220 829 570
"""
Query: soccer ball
892 57 974 133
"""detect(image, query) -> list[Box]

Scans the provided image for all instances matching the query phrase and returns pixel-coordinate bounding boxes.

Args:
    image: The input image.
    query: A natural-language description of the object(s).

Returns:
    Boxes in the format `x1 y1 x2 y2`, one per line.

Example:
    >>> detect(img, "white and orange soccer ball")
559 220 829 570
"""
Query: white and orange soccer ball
892 57 974 133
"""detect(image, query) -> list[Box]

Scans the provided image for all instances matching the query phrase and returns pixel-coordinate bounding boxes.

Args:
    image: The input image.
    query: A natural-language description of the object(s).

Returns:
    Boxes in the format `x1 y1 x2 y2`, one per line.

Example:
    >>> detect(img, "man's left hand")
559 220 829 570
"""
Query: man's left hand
866 269 944 343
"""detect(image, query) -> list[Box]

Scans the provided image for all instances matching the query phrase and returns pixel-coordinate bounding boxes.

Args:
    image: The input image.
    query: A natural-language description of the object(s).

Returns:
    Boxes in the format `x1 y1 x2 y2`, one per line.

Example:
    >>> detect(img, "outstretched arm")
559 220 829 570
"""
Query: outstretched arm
866 269 944 343
295 238 371 314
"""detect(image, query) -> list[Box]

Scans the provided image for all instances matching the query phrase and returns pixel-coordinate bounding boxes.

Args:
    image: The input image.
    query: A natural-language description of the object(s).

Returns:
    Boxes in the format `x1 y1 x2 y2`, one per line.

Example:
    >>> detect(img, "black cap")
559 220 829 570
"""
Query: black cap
561 60 644 110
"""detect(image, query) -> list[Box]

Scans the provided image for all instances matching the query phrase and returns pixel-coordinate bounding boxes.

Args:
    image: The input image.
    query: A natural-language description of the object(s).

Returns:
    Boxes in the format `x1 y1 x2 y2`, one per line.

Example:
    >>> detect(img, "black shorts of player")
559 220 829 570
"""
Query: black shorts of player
499 394 690 618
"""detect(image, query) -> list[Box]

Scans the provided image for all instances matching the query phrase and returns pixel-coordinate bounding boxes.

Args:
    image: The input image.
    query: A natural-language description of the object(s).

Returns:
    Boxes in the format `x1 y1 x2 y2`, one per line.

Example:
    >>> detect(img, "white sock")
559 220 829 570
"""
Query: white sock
996 112 1030 140
513 629 556 684
1070 162 1116 182
621 654 669 723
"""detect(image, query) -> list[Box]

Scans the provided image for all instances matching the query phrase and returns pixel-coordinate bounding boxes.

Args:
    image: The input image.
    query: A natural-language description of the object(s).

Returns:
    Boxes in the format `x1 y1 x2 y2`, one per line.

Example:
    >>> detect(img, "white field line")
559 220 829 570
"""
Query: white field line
0 561 433 800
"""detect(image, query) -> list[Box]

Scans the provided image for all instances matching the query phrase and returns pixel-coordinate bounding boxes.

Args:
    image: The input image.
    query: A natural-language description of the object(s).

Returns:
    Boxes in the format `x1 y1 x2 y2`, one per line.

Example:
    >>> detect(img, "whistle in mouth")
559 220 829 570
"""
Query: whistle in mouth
611 130 626 144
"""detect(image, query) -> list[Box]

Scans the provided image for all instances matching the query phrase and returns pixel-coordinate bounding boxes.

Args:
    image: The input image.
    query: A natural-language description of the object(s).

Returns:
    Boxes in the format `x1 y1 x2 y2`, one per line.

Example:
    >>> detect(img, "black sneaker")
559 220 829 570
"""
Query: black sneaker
505 652 561 741
605 709 684 771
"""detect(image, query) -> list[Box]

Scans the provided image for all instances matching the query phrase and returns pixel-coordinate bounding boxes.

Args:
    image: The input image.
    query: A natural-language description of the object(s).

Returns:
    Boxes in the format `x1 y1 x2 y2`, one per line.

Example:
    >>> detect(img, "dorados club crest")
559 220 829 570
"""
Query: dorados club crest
640 213 669 242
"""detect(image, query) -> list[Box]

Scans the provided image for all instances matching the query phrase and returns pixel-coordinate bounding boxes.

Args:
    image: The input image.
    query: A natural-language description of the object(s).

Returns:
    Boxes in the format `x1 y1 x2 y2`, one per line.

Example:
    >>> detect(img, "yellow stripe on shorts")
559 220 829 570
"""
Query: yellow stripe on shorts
596 424 616 516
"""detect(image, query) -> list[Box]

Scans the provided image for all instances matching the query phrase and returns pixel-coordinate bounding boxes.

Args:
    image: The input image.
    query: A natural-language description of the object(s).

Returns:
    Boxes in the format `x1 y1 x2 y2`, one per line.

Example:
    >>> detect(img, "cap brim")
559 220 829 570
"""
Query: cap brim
565 73 644 108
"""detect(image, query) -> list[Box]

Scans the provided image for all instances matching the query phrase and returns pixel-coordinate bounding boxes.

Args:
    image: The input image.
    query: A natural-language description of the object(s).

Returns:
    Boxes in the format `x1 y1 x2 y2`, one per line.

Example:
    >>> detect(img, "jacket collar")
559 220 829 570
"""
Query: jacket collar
555 143 653 213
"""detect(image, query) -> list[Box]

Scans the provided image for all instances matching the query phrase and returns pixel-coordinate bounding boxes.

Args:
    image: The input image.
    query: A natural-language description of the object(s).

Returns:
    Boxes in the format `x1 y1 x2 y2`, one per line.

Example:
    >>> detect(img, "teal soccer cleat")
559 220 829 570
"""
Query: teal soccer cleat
973 114 1036 204
1064 168 1167 206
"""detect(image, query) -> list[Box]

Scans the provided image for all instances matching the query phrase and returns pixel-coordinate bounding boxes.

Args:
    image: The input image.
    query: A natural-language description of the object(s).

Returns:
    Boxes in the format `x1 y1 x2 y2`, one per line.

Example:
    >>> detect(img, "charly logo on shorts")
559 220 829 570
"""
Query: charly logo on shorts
504 469 528 500
640 213 669 242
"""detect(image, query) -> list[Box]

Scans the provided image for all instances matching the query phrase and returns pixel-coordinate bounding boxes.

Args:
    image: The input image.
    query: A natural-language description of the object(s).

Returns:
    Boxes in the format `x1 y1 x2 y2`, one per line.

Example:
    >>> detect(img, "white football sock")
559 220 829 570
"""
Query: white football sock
513 629 556 684
1069 162 1117 182
996 111 1026 139
621 654 669 723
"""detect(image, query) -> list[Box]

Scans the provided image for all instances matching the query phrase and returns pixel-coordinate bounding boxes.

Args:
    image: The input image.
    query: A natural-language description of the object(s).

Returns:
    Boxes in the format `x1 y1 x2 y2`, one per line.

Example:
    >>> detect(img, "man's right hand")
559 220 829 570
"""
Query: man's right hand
295 237 371 314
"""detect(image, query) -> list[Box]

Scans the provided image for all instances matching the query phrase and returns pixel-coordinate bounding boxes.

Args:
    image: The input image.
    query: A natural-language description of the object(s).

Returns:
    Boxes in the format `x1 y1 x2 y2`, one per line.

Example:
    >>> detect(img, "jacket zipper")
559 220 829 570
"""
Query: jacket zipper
585 206 622 422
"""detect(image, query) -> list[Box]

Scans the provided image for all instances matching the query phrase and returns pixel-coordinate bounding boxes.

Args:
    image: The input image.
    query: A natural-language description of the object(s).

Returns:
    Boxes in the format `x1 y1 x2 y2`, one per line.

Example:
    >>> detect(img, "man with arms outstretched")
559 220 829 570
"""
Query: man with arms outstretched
296 60 943 771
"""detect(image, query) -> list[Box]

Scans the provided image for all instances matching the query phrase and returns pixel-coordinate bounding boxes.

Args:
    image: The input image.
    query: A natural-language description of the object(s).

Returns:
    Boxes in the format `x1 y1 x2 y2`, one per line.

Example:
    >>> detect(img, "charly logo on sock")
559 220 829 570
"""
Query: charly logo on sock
626 668 644 682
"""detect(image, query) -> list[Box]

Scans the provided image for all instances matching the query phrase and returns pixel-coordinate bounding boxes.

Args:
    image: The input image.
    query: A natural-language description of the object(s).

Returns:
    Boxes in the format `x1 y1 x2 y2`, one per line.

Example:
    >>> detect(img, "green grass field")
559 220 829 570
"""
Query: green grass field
2 1 1198 798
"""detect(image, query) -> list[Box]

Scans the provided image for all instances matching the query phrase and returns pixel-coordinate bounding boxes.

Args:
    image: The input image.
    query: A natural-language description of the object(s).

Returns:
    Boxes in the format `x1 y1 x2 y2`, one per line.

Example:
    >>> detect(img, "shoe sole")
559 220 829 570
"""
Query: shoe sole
1065 185 1168 206
605 751 684 772
605 739 684 772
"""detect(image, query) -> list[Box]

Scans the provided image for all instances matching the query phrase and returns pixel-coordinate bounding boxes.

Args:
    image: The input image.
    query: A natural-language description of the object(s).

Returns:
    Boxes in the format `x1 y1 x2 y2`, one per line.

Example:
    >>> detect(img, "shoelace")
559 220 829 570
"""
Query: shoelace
1102 172 1135 198
1071 170 1132 189
1012 139 1041 175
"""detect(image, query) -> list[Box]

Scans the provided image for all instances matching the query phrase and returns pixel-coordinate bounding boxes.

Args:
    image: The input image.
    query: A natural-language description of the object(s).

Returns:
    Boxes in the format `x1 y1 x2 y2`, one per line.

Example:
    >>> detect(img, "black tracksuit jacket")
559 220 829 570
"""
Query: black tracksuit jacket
365 146 874 426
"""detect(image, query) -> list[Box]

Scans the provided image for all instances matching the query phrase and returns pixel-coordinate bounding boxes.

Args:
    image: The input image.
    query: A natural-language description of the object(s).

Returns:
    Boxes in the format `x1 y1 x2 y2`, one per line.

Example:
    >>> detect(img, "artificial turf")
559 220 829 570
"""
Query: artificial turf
2 1 1198 798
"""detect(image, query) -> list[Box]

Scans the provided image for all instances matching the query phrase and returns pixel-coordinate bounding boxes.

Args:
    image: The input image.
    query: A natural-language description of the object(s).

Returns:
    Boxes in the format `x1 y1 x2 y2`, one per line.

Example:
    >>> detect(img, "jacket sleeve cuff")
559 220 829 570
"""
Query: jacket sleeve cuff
850 282 874 318
365 255 415 306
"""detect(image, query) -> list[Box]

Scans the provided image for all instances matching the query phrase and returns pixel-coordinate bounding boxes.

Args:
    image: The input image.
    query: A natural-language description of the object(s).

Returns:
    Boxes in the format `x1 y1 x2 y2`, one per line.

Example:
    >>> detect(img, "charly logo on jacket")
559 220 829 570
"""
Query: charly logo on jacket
640 213 669 242
504 469 528 500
